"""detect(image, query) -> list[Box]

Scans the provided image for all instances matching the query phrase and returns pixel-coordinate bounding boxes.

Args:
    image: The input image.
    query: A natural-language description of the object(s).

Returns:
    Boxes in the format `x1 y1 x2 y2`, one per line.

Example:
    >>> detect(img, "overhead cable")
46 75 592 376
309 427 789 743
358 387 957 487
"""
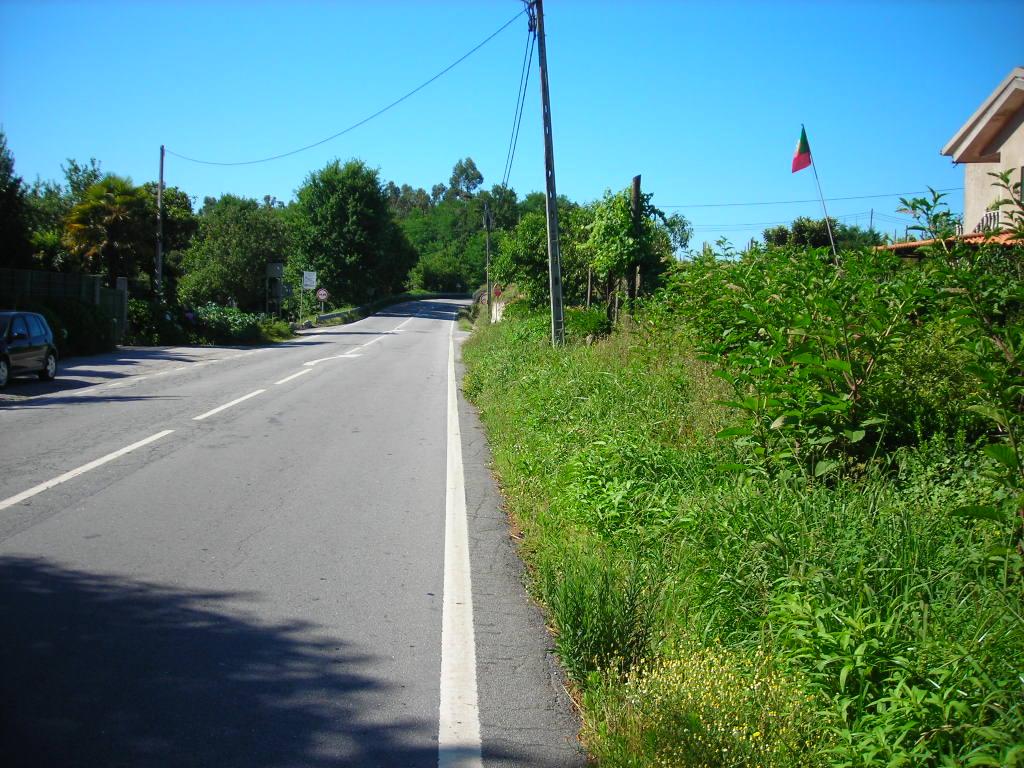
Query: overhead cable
662 187 963 209
167 8 526 167
501 26 535 188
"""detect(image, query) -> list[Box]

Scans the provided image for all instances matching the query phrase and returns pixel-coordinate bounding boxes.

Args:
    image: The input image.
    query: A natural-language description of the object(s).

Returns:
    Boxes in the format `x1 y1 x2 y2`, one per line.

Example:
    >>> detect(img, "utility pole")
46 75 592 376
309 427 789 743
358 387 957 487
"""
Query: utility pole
869 208 874 233
629 174 641 310
156 145 165 297
531 0 564 345
483 202 493 323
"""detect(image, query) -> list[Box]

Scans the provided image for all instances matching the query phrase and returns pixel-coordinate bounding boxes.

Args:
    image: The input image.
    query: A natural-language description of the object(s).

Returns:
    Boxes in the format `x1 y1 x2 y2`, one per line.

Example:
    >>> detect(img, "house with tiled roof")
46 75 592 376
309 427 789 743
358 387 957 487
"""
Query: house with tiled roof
941 66 1024 234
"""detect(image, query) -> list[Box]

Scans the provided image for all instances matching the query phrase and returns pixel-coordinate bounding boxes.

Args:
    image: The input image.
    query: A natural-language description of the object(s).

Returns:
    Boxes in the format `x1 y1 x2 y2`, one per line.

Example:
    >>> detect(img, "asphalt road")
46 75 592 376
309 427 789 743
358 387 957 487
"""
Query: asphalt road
0 299 583 768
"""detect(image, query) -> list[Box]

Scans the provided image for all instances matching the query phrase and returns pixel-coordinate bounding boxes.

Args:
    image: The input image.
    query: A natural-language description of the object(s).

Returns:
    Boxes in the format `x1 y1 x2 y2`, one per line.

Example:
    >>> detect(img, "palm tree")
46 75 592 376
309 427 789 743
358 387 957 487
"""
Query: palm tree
64 175 151 286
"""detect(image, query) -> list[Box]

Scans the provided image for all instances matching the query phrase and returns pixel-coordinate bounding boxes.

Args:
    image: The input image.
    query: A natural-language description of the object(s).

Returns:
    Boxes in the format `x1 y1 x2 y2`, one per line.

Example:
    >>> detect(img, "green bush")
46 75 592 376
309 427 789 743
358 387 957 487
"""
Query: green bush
126 298 191 346
564 306 611 341
193 303 264 344
462 295 1024 767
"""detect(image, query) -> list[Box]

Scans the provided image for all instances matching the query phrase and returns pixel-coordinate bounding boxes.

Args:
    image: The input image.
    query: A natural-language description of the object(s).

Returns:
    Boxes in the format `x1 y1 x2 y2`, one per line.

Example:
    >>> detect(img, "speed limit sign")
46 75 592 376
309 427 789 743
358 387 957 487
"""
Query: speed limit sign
316 288 328 301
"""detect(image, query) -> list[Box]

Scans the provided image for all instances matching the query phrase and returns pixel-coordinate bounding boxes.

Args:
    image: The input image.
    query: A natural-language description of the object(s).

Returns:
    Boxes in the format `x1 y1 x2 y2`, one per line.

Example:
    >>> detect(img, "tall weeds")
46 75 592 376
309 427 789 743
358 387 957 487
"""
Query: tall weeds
462 238 1024 767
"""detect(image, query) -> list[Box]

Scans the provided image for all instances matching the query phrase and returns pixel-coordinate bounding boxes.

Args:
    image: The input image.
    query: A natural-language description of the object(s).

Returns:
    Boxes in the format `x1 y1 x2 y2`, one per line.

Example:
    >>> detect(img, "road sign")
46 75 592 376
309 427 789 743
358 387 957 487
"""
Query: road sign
302 271 317 290
316 288 328 301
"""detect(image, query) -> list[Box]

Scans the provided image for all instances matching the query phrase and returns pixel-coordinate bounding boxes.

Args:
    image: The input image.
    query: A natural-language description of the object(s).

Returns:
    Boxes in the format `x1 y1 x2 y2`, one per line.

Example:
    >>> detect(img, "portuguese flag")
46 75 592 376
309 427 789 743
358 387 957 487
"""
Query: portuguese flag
792 126 812 173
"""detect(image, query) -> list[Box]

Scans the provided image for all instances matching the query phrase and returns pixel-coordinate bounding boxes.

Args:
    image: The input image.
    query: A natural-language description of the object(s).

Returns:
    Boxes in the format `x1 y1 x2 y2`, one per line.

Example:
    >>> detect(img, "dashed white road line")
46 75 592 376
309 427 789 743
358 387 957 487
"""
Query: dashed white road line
438 319 482 767
302 352 362 367
275 369 312 385
0 429 175 512
192 389 266 421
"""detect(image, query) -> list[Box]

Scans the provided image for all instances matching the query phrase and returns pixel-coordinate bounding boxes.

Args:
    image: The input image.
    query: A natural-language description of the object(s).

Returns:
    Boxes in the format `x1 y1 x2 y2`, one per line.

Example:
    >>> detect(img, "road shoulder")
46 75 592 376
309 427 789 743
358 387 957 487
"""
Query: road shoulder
455 331 586 768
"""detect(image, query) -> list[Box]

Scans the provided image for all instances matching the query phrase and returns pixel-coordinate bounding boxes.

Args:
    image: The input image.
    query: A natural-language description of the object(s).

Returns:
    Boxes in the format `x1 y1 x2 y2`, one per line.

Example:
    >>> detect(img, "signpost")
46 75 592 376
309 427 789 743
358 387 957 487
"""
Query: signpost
299 271 316 322
316 287 328 313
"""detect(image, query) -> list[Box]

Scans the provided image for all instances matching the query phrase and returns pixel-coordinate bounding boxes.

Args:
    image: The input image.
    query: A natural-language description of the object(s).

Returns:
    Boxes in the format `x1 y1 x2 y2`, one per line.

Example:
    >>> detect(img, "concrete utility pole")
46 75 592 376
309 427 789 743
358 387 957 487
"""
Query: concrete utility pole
483 202 493 323
532 0 564 345
156 145 165 297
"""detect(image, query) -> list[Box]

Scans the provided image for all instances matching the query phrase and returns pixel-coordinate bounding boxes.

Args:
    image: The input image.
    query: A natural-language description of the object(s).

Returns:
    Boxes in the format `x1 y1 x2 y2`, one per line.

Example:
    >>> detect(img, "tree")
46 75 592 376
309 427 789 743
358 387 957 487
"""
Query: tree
63 175 152 286
290 159 416 306
447 157 483 200
491 211 550 306
62 158 103 202
177 195 287 310
762 217 881 251
485 184 519 230
0 130 33 268
588 187 687 310
141 183 198 299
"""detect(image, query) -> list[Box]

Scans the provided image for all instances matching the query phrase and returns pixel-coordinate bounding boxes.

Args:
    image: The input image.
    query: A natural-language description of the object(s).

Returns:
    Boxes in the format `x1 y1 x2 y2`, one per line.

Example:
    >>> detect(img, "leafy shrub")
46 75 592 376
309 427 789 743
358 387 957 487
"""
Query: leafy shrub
258 317 293 342
564 306 611 341
462 297 1024 768
126 298 190 346
192 303 264 344
49 298 114 355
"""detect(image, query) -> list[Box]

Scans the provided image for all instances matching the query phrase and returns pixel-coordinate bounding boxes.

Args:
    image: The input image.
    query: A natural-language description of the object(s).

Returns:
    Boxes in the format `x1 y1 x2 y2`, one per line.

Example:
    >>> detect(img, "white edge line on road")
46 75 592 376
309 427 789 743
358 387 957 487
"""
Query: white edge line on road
192 389 266 421
0 429 175 512
438 319 482 767
275 369 312 386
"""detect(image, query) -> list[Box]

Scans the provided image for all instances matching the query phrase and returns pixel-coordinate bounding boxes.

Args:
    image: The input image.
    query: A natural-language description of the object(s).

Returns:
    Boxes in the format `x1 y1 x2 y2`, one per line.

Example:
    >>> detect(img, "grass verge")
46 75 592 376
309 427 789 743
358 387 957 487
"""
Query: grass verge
462 309 1023 767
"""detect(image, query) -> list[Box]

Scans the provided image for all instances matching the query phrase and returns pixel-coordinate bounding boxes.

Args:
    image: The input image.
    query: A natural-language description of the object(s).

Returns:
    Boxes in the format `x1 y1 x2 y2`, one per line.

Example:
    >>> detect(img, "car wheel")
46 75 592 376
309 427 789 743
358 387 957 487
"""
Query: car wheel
0 357 8 388
39 352 57 381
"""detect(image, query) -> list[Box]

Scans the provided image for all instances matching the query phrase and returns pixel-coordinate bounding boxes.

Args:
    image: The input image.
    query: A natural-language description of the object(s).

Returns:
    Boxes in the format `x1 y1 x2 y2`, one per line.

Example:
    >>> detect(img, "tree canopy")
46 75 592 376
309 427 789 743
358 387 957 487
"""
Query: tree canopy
178 195 286 311
289 159 416 306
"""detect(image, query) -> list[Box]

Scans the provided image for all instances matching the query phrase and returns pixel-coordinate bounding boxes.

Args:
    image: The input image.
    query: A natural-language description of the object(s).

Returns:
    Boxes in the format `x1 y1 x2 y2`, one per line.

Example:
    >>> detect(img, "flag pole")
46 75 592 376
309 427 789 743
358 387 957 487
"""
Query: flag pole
805 124 839 261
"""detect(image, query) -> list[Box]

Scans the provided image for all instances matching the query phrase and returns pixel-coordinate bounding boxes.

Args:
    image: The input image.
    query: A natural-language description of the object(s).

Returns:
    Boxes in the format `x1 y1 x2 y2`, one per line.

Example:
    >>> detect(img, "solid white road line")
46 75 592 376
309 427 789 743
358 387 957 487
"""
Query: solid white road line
438 320 482 768
192 389 266 421
274 369 313 385
0 429 175 512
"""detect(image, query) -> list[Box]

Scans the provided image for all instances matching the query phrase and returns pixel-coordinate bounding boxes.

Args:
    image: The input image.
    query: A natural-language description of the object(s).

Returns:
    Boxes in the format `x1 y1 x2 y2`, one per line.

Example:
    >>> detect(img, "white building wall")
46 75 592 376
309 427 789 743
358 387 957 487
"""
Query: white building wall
963 109 1024 231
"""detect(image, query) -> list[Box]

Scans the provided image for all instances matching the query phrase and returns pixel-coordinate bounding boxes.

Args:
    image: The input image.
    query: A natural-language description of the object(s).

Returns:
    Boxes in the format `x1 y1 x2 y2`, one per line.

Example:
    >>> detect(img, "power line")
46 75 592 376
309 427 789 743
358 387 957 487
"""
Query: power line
166 8 526 167
662 187 963 209
501 25 535 188
691 210 912 232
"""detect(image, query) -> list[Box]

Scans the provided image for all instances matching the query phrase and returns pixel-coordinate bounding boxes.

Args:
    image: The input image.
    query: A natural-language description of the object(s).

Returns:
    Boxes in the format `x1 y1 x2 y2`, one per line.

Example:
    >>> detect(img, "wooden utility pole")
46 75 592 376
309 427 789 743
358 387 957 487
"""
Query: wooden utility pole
629 174 641 309
156 145 165 297
483 202 493 323
532 0 564 345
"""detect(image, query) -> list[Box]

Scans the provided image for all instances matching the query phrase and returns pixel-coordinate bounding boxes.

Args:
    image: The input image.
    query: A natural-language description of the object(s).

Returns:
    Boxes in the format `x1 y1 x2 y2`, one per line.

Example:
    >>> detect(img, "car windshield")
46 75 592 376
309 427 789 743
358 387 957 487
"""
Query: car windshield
0 314 11 337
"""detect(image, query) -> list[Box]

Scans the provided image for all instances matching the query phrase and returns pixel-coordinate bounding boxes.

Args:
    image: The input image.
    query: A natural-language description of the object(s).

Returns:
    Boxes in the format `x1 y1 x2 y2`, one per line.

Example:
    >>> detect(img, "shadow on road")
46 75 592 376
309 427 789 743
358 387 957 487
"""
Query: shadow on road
0 557 471 768
0 394 181 411
374 300 463 322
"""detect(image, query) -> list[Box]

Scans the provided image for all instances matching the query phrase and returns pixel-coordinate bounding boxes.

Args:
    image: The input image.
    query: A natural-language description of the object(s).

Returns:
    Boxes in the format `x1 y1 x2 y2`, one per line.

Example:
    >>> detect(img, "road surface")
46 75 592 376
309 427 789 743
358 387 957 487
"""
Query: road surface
0 299 583 768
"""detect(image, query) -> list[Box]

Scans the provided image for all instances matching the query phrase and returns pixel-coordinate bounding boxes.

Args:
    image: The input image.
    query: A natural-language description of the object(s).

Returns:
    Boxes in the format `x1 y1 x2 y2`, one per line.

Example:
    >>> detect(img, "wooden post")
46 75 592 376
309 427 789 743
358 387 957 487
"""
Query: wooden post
629 175 641 310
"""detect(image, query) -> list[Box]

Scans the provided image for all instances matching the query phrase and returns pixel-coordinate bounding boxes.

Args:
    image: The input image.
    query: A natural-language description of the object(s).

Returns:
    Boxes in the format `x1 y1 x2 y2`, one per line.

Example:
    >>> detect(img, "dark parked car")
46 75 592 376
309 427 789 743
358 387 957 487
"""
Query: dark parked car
0 311 58 388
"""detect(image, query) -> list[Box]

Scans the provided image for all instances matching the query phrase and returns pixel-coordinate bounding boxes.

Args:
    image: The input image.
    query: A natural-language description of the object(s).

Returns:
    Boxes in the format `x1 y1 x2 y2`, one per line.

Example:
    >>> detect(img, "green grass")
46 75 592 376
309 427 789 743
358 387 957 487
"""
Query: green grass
462 310 1024 767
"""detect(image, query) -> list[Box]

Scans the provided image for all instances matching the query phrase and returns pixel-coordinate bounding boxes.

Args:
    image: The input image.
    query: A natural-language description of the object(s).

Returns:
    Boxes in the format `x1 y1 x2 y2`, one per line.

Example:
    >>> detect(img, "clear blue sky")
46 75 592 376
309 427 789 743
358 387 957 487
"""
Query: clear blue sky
2 0 1022 250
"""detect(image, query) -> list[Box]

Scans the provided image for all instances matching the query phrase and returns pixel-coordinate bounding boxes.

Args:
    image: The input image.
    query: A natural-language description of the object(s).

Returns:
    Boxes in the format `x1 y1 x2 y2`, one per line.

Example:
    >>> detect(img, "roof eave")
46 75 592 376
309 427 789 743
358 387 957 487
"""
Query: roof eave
942 67 1024 163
